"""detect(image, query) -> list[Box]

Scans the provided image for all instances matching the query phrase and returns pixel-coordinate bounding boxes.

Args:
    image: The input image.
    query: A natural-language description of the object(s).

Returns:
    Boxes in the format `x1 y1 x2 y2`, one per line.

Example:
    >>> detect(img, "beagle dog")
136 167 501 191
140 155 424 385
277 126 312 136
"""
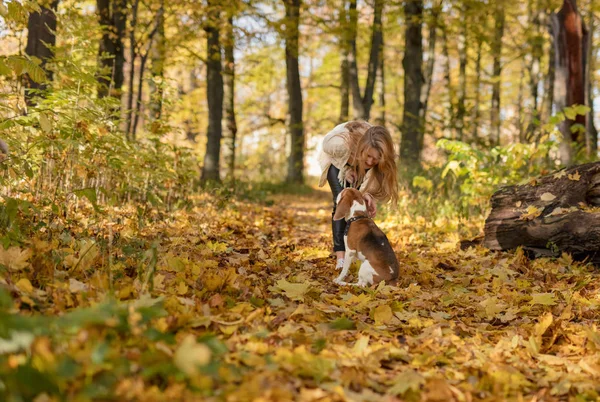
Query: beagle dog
333 188 399 286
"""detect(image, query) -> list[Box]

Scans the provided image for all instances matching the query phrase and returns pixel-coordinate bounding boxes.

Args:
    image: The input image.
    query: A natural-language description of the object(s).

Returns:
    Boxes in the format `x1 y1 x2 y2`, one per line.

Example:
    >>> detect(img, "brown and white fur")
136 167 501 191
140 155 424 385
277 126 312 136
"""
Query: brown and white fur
333 188 399 286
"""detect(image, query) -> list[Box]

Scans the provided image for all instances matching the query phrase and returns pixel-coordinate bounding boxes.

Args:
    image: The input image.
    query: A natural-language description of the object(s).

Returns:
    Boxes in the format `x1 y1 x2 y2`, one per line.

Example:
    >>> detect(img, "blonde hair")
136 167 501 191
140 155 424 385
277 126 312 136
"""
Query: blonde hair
354 126 399 204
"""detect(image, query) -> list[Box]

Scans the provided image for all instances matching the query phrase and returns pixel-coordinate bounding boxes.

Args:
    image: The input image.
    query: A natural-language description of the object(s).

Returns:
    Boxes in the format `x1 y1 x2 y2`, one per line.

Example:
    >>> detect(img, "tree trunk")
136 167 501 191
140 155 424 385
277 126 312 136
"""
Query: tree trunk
456 4 468 141
441 21 455 138
348 0 382 121
517 59 526 142
96 0 126 101
149 0 165 123
551 0 587 162
347 0 365 120
362 0 383 120
541 18 556 130
201 0 224 183
125 0 140 141
585 0 598 156
375 34 386 126
420 3 439 123
483 161 600 263
472 35 483 141
24 0 59 107
339 1 350 123
222 14 238 181
400 0 424 167
490 3 505 146
284 0 304 184
525 0 543 139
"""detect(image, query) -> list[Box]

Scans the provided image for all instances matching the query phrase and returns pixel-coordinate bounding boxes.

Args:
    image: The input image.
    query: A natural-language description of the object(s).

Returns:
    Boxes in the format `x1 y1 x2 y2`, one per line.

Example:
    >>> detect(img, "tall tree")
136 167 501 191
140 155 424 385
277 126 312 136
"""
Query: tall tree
283 0 304 183
400 0 424 167
24 0 59 107
421 2 440 123
456 3 468 141
440 19 456 137
375 34 386 126
471 34 483 141
201 0 224 182
525 0 544 138
149 0 165 122
96 0 127 101
490 1 505 145
551 0 588 165
222 10 238 181
339 3 350 123
585 0 597 156
348 0 383 121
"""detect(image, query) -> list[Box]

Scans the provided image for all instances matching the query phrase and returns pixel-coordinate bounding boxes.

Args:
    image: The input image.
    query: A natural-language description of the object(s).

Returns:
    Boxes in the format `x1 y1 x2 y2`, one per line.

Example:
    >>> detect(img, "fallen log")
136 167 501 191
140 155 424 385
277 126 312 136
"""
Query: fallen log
483 161 600 263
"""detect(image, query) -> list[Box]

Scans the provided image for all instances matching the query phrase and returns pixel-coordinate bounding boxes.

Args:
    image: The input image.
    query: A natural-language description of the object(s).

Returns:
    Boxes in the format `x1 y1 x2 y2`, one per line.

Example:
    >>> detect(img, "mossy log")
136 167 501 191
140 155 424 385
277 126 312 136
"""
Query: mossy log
483 161 600 263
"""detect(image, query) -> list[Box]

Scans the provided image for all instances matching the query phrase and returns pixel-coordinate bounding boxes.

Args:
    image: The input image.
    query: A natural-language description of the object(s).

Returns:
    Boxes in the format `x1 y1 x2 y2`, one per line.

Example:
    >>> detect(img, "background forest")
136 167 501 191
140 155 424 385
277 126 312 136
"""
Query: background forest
2 0 600 400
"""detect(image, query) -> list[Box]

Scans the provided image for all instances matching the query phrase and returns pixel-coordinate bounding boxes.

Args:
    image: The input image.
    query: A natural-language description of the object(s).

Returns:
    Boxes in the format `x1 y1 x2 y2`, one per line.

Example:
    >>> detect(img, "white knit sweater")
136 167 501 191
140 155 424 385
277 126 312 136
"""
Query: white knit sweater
317 121 374 194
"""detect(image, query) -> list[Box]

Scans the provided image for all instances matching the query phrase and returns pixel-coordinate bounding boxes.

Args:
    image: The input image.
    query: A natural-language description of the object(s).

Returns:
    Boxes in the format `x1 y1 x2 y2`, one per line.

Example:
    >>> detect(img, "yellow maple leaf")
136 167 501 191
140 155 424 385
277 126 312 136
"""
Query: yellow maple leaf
520 205 542 221
568 171 581 181
553 170 568 179
0 247 32 271
177 282 189 295
272 279 310 301
372 304 393 326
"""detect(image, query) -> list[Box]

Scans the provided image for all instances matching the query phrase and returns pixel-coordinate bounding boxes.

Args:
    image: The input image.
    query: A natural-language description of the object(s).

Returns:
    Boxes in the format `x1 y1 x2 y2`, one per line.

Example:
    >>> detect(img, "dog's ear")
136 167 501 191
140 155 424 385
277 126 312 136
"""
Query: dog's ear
333 190 351 221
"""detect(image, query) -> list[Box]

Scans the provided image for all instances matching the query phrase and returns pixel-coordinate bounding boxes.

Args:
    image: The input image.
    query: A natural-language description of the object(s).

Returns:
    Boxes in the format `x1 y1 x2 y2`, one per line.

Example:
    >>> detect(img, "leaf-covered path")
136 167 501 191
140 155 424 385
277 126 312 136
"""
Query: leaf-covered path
3 188 600 401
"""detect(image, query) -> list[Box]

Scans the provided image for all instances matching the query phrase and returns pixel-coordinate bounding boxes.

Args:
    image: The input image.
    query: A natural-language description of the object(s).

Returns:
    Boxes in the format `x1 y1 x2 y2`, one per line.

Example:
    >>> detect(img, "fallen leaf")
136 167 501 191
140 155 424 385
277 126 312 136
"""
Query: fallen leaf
15 278 34 294
174 335 211 376
540 192 556 202
530 293 556 306
520 205 542 221
372 304 393 325
69 278 88 293
388 370 425 396
0 247 32 271
272 279 310 301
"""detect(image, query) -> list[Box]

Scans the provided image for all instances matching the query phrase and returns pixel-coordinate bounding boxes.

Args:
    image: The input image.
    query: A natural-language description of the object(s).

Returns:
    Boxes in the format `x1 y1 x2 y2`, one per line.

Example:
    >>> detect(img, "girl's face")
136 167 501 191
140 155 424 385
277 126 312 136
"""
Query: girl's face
364 147 381 168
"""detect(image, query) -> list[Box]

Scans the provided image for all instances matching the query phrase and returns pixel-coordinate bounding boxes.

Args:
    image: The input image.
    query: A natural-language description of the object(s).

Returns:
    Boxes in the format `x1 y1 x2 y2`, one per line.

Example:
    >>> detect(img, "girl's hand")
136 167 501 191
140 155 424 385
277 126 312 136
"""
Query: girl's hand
364 193 377 217
345 168 357 184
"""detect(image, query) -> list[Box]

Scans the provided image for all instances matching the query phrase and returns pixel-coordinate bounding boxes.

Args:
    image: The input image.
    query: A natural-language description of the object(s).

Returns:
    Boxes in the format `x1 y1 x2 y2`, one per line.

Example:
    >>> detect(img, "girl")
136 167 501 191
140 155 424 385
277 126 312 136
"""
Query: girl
318 121 399 269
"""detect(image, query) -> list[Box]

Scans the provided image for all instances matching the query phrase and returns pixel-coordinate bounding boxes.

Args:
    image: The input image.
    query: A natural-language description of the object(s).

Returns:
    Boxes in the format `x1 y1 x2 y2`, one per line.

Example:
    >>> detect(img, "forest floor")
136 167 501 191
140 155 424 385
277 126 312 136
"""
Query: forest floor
3 186 600 401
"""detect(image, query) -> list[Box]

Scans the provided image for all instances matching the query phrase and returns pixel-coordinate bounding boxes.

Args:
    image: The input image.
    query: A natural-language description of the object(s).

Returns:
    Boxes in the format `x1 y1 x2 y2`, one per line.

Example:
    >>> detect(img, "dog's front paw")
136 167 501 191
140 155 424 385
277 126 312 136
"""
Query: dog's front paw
335 259 344 270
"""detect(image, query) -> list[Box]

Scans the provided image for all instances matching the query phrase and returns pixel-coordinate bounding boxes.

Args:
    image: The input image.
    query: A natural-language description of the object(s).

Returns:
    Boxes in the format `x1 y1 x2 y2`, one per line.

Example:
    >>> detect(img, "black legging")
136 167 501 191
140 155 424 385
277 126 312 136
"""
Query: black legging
327 165 349 252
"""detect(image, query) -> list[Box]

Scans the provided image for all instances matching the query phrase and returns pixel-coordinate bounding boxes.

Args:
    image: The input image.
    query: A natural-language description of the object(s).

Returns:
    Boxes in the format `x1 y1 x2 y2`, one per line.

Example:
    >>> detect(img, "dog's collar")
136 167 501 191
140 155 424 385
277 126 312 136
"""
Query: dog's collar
344 215 370 236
